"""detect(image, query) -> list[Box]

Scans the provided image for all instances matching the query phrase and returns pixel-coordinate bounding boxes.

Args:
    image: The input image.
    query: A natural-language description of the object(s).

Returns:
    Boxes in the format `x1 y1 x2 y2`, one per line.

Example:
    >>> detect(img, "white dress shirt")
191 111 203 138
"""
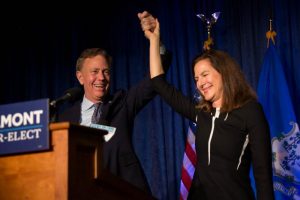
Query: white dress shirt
80 96 95 126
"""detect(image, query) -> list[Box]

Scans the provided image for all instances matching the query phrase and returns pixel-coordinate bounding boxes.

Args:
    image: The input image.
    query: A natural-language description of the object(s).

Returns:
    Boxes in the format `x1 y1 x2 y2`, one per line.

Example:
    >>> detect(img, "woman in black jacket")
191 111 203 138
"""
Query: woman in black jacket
144 19 274 200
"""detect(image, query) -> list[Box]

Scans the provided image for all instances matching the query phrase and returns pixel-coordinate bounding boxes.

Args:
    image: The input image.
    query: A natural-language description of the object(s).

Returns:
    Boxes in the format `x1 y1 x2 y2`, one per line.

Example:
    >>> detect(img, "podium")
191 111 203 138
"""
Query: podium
0 122 156 200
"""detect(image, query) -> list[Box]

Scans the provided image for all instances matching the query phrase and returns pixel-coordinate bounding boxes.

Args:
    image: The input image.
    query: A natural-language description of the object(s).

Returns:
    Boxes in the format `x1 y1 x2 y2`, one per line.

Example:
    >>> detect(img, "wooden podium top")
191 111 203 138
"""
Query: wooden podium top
0 122 156 200
49 122 108 135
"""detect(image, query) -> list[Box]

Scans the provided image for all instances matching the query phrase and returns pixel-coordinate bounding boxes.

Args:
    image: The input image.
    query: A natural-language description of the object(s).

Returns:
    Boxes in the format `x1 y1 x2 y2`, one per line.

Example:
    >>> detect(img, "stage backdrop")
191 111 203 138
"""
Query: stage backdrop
1 0 299 199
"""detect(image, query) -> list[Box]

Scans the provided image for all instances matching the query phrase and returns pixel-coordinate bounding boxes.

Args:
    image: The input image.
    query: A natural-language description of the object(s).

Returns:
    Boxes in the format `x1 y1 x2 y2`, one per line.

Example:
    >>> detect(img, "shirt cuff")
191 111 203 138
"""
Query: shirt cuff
160 43 166 55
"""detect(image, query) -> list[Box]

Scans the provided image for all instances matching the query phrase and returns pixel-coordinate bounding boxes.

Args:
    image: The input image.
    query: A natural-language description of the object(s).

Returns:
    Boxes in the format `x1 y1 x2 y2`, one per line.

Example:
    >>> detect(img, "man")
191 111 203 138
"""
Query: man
58 11 171 193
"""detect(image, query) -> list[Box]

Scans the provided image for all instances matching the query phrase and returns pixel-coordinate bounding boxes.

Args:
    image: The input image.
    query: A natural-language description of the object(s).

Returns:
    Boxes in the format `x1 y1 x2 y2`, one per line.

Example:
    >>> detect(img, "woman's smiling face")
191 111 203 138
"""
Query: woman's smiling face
194 58 223 108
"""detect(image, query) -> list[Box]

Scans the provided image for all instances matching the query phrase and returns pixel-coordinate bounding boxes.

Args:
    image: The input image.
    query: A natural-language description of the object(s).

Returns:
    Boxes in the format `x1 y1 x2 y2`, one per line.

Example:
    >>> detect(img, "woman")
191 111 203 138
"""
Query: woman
145 20 274 199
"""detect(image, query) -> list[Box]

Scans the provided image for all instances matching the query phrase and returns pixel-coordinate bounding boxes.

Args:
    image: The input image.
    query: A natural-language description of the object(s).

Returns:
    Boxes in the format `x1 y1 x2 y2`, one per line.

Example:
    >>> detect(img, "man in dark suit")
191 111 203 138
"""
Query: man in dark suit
58 11 171 194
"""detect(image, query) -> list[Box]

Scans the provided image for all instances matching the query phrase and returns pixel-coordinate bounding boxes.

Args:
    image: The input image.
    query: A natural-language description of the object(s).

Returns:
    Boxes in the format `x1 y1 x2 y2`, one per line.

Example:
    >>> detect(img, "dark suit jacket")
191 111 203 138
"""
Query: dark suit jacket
58 52 171 193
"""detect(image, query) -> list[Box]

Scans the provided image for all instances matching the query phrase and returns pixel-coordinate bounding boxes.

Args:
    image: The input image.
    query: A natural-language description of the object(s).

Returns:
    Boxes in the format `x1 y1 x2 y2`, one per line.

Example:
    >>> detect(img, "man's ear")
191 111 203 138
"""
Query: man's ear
76 71 84 85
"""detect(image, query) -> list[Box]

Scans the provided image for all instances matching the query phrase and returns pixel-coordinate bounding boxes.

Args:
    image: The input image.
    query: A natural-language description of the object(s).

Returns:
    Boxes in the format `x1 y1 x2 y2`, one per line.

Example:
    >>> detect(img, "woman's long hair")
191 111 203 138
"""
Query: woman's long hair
192 50 257 113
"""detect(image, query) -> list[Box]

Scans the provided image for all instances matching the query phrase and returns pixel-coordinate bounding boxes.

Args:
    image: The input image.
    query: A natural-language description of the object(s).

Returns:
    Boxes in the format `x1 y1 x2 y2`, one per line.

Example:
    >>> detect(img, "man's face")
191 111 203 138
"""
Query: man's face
76 55 110 103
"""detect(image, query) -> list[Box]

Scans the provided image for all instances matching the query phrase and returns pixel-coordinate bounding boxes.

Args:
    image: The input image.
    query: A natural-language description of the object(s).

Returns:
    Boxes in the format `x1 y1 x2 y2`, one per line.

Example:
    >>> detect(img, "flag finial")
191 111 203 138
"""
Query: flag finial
196 12 220 51
266 18 277 48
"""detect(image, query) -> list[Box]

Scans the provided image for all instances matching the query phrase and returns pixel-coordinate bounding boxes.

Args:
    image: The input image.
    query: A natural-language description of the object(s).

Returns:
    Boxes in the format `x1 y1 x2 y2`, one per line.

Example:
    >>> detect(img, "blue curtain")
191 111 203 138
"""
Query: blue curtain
1 1 299 199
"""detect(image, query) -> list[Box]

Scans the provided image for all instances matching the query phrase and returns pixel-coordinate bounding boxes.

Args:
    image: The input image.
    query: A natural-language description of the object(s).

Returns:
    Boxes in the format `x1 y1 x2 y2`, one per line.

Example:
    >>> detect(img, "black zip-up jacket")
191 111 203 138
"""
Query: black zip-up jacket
152 75 274 200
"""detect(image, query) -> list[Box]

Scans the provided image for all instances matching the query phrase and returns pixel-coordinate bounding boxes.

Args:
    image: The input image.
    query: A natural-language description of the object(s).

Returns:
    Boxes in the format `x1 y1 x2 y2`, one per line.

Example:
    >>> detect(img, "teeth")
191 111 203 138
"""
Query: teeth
94 84 104 88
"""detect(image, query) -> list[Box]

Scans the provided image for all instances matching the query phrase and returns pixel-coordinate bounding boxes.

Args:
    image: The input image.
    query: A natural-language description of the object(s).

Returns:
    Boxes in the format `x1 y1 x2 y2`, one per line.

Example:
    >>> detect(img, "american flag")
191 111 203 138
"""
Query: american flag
179 91 200 200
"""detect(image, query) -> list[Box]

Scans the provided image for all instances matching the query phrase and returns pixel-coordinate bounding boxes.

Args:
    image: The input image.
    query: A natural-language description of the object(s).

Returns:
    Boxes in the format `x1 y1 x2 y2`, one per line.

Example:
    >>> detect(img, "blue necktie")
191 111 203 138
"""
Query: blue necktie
91 103 102 124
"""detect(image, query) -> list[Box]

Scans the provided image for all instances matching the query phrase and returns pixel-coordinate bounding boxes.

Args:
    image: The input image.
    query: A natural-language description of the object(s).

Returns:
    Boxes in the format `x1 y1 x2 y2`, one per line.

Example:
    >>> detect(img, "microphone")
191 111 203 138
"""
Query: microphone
50 87 82 107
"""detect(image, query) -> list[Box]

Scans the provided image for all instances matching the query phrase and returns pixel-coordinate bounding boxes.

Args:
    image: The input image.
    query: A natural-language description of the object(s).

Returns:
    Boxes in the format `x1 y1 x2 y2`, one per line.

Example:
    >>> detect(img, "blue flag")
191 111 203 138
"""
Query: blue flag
257 43 300 199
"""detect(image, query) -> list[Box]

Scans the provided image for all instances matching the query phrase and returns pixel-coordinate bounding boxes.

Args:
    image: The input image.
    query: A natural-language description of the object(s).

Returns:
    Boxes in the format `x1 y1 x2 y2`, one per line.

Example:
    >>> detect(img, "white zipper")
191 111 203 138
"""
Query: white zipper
208 108 220 165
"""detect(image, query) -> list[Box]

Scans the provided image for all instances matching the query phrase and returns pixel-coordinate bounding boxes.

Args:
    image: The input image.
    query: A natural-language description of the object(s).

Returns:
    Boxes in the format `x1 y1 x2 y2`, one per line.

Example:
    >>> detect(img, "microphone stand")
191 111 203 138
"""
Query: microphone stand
49 87 83 123
49 104 58 123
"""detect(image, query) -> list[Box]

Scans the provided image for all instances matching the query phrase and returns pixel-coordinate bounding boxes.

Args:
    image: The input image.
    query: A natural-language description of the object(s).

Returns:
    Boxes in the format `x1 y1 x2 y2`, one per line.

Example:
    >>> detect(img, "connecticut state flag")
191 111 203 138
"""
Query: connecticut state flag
257 42 300 199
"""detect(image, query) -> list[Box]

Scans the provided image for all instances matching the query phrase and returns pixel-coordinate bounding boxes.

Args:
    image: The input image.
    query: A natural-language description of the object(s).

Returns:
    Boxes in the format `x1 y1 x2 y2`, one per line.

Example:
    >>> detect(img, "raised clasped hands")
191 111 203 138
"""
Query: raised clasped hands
138 11 160 41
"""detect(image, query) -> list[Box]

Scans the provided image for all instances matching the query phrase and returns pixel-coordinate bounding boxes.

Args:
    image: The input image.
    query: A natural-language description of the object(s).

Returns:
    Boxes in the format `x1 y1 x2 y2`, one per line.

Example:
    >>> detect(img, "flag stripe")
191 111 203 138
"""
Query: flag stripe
182 155 196 178
185 140 197 165
180 125 197 200
179 180 189 200
180 94 199 200
181 167 193 191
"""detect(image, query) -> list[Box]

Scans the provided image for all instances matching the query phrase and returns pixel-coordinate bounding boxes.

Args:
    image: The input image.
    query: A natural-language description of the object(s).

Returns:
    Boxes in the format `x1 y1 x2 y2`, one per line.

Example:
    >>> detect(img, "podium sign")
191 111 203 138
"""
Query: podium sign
0 99 49 155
